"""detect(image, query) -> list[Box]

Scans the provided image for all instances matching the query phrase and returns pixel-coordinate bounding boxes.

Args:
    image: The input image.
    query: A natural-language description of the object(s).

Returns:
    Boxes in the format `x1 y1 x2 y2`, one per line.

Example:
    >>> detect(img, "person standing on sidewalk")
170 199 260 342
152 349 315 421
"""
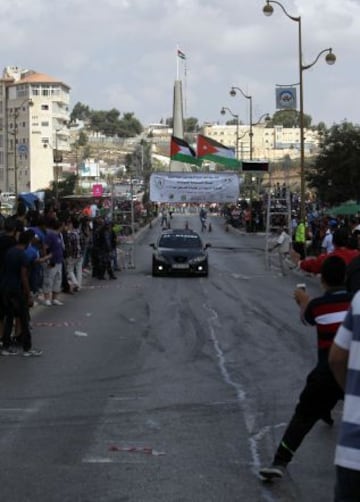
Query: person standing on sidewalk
329 289 360 501
293 218 307 259
270 226 293 276
43 218 65 306
259 255 351 481
0 230 42 357
0 217 17 343
95 219 117 280
63 217 82 293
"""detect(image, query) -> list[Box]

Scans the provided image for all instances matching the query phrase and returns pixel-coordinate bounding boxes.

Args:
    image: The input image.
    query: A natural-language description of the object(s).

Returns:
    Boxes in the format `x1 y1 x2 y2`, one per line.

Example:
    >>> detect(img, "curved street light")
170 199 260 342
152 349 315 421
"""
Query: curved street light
253 113 271 126
262 0 336 221
230 86 253 159
220 106 240 159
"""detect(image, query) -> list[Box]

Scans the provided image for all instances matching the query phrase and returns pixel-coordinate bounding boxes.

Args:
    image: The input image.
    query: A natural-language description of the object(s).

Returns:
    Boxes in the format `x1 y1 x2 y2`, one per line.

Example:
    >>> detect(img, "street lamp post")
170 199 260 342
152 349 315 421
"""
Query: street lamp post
230 86 253 159
10 98 33 195
263 0 336 221
53 130 63 202
54 133 59 202
220 106 239 158
44 129 64 203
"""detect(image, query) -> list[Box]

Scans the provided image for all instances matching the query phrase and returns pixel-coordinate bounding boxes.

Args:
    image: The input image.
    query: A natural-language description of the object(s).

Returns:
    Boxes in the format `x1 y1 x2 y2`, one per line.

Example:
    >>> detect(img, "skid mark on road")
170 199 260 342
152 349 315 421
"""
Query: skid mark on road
34 320 83 328
204 303 277 501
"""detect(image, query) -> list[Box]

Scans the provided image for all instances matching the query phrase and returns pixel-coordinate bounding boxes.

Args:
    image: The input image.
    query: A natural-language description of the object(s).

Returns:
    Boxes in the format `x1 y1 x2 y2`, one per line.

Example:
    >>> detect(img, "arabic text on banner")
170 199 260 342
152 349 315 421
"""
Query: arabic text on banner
149 172 240 203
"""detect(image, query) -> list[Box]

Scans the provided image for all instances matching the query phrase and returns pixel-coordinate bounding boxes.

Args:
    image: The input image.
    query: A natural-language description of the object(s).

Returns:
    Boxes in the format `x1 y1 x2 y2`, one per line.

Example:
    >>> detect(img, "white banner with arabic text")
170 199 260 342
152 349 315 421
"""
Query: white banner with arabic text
150 172 240 203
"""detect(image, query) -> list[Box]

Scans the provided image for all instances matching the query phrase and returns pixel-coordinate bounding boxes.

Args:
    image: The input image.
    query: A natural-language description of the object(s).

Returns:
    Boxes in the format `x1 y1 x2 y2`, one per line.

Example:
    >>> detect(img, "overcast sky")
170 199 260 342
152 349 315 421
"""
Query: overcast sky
2 0 359 128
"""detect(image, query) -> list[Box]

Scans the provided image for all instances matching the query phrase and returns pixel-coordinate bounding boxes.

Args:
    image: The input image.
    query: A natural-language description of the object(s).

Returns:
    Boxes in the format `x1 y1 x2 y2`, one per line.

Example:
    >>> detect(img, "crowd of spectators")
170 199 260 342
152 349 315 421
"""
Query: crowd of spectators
0 198 130 356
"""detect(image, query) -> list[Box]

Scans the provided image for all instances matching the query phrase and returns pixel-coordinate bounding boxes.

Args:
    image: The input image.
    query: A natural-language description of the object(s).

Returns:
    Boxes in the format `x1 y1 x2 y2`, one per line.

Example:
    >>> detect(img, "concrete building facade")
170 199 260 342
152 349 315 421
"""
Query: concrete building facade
0 66 71 194
201 123 320 162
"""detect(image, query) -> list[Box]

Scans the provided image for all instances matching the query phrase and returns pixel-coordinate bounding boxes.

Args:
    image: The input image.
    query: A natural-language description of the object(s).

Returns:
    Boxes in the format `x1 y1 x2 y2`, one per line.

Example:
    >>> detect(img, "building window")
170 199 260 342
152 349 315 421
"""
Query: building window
16 85 27 98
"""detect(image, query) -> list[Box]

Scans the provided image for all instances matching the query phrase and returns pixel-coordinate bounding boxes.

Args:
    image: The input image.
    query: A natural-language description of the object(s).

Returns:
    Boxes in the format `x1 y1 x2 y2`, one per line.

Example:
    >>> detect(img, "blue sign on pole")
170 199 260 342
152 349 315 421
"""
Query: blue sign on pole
275 87 297 110
17 144 28 154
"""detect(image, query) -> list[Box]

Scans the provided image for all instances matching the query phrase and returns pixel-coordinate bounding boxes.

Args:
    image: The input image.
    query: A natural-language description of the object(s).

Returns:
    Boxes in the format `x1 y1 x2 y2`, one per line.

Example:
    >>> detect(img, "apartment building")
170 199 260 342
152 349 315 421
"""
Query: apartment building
0 66 71 194
201 123 320 161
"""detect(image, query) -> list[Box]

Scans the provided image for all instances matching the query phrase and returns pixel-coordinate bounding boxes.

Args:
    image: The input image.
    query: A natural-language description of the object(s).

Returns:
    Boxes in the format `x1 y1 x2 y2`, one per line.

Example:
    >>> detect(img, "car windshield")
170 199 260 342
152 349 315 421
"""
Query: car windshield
158 234 202 249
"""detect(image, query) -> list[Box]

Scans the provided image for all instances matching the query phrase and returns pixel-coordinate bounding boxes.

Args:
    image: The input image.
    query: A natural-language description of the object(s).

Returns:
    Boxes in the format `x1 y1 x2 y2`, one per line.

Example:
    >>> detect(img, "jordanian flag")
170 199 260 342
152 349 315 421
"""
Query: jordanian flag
170 136 201 165
177 49 186 60
197 134 241 169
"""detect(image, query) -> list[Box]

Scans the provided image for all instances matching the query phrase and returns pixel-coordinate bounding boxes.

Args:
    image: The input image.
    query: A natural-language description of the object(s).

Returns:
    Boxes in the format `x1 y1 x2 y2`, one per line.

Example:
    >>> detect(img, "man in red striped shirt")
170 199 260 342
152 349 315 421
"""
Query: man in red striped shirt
260 255 352 481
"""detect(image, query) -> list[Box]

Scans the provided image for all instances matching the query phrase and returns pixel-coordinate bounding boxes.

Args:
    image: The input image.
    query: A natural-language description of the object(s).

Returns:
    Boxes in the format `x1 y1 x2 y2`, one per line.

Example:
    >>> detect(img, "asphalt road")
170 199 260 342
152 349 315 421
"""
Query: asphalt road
0 213 338 502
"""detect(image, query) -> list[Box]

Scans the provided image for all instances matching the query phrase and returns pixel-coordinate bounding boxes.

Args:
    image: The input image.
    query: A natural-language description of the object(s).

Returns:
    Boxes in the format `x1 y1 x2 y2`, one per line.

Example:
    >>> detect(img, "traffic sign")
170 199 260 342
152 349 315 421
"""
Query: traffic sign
17 144 28 154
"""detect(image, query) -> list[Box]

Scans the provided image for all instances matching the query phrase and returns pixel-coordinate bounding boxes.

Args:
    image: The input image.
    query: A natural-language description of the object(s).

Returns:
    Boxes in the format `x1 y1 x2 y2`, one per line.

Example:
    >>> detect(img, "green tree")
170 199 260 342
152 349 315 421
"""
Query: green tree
118 112 143 137
70 104 143 138
70 102 91 124
316 121 327 133
307 121 360 204
44 173 78 201
184 117 199 132
225 119 242 126
126 140 152 179
165 116 199 132
77 131 88 146
90 110 109 133
166 117 173 128
268 110 312 128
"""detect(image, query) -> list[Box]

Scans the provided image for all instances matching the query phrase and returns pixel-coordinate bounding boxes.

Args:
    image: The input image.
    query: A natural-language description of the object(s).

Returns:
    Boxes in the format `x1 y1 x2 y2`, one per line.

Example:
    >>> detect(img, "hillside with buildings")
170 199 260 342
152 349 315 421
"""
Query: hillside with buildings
0 65 320 196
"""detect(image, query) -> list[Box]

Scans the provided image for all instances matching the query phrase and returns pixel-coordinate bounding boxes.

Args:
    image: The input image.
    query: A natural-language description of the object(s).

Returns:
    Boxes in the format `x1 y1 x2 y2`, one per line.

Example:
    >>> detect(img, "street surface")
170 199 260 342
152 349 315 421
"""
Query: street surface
0 213 339 502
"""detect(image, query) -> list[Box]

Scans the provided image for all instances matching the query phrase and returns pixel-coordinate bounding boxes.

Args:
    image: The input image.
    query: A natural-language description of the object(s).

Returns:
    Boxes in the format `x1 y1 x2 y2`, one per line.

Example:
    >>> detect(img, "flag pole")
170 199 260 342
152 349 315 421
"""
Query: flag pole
184 57 187 119
176 44 180 80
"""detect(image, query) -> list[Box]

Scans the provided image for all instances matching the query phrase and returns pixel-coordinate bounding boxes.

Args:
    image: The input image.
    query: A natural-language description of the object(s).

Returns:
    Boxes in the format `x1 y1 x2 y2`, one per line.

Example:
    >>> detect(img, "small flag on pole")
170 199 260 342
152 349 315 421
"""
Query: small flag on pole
177 49 186 60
